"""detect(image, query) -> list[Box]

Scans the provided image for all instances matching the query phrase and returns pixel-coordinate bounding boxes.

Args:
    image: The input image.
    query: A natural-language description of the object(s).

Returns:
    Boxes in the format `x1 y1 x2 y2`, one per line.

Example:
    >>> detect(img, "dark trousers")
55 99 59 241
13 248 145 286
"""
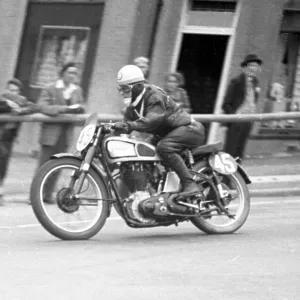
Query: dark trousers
38 131 68 167
38 131 68 197
0 127 18 182
157 122 205 155
224 122 253 159
156 122 205 185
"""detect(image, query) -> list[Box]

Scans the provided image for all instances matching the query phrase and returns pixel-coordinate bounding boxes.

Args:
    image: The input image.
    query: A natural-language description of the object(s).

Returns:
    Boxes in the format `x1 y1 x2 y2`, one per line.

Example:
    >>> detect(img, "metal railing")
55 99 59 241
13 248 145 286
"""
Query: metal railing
2 111 300 198
1 111 300 123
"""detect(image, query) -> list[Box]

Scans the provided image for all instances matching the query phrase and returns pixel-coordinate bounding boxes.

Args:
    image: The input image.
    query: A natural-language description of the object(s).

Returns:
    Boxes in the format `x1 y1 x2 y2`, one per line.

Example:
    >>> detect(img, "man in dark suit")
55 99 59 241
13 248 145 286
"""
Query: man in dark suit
222 54 263 160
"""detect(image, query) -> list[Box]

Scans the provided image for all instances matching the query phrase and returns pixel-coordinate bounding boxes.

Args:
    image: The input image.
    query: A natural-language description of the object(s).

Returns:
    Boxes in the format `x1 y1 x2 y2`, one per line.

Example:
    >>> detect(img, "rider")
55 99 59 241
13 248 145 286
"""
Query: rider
114 65 206 197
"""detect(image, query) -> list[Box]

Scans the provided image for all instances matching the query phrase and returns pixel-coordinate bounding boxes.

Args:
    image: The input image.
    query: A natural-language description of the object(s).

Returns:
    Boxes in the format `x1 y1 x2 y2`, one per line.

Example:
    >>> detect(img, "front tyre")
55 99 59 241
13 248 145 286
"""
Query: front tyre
30 158 109 240
191 160 250 234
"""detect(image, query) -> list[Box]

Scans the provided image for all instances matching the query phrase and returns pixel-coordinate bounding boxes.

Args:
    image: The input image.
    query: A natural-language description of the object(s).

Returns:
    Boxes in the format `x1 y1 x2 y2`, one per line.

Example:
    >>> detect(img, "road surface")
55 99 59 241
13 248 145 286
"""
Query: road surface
0 195 299 300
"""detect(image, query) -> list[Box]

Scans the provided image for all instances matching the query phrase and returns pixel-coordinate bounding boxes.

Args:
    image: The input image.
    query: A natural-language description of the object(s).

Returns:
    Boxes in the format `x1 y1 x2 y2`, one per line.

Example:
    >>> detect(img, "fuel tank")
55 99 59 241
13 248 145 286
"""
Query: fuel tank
103 134 162 164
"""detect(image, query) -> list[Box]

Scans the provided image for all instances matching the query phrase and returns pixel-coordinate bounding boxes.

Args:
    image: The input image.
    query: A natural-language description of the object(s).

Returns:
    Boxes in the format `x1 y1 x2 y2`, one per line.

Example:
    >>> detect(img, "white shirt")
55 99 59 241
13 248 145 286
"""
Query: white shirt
131 88 146 117
55 79 78 100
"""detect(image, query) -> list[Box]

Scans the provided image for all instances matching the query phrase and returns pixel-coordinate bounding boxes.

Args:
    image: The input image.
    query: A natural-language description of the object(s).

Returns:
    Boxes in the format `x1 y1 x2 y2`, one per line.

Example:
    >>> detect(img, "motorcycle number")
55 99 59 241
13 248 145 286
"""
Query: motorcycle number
209 152 238 175
76 124 96 151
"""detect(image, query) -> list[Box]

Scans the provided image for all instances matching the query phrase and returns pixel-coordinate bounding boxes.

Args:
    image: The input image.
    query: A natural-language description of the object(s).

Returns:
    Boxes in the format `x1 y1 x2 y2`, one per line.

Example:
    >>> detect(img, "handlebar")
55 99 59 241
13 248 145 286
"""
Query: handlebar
99 122 117 133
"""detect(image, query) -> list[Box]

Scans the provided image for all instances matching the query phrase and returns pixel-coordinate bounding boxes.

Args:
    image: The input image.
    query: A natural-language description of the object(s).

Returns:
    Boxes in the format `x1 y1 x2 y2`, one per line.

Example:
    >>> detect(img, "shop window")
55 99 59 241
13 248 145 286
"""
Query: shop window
289 36 300 110
30 25 90 88
284 0 300 11
188 0 236 27
272 33 300 111
261 33 300 134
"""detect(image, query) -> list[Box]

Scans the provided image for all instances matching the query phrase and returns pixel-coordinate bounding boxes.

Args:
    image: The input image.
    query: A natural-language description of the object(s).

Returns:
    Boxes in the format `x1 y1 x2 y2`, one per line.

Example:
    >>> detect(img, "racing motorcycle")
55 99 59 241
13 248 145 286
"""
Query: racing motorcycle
30 113 251 240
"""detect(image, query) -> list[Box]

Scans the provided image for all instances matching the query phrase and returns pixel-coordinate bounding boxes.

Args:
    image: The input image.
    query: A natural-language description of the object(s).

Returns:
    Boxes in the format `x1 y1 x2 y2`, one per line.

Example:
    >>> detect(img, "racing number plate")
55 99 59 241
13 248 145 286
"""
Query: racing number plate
208 151 238 175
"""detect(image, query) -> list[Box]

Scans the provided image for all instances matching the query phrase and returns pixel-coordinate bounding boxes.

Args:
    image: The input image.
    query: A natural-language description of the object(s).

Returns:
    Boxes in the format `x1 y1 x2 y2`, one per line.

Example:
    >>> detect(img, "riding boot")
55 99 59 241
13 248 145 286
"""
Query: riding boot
163 153 201 196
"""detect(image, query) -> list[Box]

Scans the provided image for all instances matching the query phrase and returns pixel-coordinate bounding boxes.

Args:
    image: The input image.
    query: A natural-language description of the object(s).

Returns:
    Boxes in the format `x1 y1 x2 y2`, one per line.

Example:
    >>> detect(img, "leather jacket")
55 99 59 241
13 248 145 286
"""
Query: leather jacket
124 85 192 137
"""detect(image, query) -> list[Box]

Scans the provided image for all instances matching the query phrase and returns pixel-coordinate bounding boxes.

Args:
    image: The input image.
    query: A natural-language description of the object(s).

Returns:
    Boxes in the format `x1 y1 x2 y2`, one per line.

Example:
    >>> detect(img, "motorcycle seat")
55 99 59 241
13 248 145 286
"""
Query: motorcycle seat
191 142 223 155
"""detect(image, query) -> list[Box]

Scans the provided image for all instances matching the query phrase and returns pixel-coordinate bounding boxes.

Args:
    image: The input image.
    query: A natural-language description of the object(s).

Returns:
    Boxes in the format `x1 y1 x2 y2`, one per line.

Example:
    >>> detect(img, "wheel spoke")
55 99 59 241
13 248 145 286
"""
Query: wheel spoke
193 166 247 227
39 164 103 233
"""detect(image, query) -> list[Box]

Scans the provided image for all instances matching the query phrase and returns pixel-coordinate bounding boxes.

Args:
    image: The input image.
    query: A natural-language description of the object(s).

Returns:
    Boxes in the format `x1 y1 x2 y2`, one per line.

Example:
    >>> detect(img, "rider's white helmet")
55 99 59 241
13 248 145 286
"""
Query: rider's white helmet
117 65 144 85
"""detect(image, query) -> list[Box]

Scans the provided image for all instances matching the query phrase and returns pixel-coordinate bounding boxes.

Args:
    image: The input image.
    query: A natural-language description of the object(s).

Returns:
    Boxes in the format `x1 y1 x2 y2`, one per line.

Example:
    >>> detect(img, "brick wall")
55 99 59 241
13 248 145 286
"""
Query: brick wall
149 0 185 86
0 0 28 89
87 0 140 115
129 0 158 62
230 0 285 113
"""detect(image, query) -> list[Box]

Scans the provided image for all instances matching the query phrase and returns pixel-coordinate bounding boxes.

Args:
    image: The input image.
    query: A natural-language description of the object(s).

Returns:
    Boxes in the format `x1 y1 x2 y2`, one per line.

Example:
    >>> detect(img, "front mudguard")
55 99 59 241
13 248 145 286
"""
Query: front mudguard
51 152 114 202
51 153 107 180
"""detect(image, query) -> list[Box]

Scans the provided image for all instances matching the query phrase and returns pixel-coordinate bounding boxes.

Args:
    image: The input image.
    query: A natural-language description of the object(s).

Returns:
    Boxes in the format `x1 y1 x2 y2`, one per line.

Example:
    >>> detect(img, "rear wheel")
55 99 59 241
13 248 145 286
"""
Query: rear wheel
191 160 250 234
30 158 109 240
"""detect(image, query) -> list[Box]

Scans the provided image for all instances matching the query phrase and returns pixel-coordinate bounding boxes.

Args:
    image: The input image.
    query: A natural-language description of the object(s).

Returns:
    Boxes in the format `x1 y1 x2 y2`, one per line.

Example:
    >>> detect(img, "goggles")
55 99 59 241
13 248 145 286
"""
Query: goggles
117 84 134 94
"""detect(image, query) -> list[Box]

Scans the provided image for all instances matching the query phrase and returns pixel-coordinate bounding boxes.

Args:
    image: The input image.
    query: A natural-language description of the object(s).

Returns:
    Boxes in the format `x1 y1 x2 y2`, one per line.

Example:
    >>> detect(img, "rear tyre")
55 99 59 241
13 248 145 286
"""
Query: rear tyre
191 160 250 234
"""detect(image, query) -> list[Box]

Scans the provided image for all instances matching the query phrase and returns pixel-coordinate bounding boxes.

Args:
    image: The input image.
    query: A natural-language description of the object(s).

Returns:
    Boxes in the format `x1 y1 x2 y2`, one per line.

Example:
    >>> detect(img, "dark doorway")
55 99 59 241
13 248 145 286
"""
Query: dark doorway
177 34 228 134
15 2 104 102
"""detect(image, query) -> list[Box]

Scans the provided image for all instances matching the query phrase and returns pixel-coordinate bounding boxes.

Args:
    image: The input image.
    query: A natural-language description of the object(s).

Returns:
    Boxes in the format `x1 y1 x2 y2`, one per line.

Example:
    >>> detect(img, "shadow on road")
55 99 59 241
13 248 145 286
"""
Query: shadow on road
34 230 250 245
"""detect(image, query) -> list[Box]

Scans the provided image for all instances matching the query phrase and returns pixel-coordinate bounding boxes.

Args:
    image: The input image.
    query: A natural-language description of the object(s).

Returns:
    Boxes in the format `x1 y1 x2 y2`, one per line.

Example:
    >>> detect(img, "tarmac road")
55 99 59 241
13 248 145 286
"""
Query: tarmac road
0 196 299 300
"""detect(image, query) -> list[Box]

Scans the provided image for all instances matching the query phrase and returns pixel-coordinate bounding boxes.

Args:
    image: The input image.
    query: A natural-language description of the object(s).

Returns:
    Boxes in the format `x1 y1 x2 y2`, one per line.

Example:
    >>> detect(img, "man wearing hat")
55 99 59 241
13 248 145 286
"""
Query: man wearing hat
222 54 263 160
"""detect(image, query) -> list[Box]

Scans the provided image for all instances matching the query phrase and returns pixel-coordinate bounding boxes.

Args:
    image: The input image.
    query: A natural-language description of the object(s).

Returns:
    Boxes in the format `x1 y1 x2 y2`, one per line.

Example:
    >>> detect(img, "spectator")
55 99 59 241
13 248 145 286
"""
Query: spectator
37 62 85 203
133 56 150 82
0 78 38 206
222 54 263 161
164 72 192 113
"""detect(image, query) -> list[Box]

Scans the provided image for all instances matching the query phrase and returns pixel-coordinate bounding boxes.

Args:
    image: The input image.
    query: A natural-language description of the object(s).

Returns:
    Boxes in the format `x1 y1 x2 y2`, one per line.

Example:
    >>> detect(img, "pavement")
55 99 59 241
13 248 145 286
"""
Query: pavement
2 151 300 205
244 152 300 196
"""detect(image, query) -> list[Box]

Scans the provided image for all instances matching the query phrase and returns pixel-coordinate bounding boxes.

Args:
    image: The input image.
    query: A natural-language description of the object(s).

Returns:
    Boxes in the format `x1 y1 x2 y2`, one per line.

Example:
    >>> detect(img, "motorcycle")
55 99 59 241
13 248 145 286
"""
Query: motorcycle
30 113 251 240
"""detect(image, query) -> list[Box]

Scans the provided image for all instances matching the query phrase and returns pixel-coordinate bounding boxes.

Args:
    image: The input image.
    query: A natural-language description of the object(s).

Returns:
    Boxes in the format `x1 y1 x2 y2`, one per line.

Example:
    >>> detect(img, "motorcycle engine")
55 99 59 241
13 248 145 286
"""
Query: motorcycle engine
120 162 158 224
120 162 154 193
119 162 193 223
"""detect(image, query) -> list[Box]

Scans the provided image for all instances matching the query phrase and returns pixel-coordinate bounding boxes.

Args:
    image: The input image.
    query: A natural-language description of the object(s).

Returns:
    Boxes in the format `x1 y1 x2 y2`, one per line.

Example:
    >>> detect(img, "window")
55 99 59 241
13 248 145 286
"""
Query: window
260 33 300 134
191 0 236 12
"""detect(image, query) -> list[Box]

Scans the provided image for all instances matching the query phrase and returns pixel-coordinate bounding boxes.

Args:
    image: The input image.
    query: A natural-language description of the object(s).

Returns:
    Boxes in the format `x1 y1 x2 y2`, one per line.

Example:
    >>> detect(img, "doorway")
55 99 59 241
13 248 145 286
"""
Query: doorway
177 34 228 135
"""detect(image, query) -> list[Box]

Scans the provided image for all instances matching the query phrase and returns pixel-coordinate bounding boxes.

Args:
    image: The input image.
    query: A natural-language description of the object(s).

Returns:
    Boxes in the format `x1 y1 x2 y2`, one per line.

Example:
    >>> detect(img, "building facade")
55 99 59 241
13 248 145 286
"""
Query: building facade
0 0 298 155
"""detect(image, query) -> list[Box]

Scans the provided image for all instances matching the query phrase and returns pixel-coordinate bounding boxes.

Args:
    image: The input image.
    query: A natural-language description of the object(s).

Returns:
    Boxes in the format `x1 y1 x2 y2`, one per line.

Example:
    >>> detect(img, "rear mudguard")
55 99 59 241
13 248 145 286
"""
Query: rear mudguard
237 163 251 184
194 154 251 185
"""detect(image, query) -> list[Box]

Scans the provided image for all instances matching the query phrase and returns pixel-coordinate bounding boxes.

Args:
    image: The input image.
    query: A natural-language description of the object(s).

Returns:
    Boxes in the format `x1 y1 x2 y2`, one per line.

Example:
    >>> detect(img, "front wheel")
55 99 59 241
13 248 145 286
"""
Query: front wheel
191 160 250 234
30 158 109 240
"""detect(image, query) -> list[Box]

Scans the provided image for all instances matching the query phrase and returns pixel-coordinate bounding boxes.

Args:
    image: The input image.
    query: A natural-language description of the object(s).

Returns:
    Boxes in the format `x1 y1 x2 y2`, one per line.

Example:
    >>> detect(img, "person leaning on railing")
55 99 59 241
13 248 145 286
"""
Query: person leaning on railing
36 62 85 204
164 72 192 113
0 78 38 206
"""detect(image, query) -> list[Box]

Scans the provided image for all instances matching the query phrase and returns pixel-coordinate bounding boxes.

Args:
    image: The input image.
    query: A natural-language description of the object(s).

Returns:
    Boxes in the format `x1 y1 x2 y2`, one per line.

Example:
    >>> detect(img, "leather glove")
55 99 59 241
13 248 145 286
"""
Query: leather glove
114 121 129 133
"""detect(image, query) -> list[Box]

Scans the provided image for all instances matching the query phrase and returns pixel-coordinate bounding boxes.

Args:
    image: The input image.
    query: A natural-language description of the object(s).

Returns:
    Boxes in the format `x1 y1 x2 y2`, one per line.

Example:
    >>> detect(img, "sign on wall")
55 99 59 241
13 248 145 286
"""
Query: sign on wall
30 25 90 88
